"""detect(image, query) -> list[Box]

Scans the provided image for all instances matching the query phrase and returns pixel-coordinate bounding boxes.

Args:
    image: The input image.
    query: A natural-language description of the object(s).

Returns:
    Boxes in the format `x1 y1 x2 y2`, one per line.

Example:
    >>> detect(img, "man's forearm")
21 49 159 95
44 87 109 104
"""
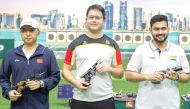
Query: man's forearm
109 66 123 78
178 73 190 83
62 69 78 86
125 70 147 82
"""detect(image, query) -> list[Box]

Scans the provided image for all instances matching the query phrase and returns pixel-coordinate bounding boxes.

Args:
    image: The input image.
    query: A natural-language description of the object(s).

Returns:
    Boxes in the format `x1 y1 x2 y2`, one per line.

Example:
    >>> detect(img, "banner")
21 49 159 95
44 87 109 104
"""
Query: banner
0 39 14 58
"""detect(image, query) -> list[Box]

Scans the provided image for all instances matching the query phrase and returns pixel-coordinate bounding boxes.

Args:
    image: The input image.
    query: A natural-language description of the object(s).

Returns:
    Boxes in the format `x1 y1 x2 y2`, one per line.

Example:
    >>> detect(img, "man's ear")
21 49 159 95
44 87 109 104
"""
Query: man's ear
149 27 151 32
37 29 40 35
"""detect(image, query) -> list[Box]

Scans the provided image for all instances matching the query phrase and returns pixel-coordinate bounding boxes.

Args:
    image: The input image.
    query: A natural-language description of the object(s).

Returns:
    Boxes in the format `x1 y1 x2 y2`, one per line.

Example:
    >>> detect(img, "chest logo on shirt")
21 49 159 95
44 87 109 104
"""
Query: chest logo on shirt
149 57 156 59
169 56 177 61
83 41 87 45
105 40 110 45
37 58 43 64
15 59 20 62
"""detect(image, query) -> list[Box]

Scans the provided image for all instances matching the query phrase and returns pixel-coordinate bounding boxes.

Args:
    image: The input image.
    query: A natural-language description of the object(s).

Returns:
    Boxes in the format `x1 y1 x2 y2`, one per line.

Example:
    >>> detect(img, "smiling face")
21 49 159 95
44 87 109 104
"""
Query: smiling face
150 21 169 44
20 25 39 46
86 9 105 34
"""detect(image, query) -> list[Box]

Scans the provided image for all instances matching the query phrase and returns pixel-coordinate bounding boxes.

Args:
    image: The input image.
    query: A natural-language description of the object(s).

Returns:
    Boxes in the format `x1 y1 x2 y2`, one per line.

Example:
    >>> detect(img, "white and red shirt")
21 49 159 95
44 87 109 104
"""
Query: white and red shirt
64 34 122 102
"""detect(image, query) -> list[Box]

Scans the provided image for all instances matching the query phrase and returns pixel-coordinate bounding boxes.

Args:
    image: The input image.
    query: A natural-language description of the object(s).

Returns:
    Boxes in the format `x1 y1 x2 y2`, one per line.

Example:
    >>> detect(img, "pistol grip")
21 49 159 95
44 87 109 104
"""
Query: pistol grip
82 83 90 87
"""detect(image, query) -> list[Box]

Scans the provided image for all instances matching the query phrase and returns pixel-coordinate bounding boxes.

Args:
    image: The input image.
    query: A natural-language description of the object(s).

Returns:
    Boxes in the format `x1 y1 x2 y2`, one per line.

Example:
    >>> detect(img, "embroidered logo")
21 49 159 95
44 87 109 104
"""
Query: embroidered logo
83 41 87 45
15 59 20 62
37 59 43 63
170 56 177 61
105 40 110 45
149 57 156 59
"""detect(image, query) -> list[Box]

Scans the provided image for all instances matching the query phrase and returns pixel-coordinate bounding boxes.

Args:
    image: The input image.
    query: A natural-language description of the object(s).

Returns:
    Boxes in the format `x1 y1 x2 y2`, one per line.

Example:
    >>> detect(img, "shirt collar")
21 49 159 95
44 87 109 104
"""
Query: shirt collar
149 40 171 51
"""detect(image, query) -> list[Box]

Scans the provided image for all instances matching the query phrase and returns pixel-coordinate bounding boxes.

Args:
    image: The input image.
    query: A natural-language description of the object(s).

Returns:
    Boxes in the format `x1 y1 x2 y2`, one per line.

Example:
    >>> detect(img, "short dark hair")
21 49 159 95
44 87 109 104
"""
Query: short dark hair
150 14 168 27
86 4 105 20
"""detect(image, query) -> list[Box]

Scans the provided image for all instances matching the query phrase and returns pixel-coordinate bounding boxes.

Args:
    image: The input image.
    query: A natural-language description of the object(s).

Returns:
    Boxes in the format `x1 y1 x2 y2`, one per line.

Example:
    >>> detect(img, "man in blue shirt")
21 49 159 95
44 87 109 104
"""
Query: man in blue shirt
0 18 60 109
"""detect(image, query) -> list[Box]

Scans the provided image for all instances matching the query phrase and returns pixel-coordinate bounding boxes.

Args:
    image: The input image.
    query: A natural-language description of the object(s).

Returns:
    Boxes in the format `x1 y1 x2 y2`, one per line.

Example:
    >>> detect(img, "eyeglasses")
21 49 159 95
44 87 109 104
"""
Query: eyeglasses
20 28 36 33
87 16 103 20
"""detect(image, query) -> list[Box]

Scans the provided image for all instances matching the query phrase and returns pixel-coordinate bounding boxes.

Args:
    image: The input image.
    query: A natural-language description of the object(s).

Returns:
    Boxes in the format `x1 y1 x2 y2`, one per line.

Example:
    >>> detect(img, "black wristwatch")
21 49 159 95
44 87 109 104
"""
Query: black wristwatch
175 72 180 81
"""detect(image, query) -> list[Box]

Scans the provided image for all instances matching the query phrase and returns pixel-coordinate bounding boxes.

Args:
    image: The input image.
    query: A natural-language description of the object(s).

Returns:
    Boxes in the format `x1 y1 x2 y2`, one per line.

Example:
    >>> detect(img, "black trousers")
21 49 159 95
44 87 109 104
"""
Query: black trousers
71 97 115 109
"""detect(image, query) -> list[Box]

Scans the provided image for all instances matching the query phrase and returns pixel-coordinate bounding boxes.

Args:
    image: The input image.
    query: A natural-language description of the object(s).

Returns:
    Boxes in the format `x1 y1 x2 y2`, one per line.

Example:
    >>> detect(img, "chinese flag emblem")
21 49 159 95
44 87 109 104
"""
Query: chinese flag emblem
126 101 134 108
37 59 43 63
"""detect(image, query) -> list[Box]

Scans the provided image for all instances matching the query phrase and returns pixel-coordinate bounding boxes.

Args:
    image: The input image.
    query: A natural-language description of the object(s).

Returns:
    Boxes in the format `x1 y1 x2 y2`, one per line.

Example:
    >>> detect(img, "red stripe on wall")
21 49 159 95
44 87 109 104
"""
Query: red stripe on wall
64 48 73 65
116 50 122 65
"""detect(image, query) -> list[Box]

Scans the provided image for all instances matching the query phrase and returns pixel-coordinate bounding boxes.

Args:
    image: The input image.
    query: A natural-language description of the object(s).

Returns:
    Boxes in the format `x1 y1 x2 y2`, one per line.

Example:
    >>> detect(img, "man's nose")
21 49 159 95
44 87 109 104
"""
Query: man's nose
26 31 30 35
159 29 163 34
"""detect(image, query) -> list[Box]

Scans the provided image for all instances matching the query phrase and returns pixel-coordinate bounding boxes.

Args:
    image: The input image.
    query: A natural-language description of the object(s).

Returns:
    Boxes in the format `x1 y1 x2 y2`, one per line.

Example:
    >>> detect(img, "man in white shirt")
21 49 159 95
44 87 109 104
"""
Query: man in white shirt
62 4 123 109
126 14 190 109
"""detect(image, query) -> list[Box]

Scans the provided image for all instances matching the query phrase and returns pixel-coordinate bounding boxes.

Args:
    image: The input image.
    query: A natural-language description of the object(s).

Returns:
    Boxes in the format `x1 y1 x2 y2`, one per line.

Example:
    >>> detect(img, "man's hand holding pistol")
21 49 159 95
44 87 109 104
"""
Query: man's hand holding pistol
9 79 41 101
9 72 45 101
150 66 182 84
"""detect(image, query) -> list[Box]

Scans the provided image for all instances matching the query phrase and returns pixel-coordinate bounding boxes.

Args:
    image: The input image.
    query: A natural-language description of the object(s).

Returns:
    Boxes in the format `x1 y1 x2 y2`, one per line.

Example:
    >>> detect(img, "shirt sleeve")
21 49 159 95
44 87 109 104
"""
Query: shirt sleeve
0 53 12 99
40 49 60 92
178 49 190 73
64 42 76 65
127 46 142 73
111 40 122 65
112 48 122 65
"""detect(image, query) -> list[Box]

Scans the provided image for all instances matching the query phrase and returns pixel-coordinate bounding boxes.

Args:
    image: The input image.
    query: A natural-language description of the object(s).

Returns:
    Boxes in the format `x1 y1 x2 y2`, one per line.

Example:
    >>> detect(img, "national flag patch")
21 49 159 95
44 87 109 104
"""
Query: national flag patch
126 101 134 108
170 56 177 60
37 59 43 63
